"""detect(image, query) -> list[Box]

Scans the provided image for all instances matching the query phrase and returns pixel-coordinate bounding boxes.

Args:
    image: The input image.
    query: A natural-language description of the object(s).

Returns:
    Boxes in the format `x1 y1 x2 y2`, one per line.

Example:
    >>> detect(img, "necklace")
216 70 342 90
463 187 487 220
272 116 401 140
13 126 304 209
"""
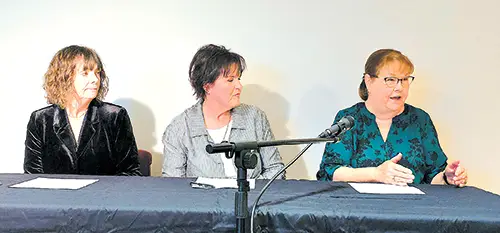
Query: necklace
221 121 231 142
67 109 87 119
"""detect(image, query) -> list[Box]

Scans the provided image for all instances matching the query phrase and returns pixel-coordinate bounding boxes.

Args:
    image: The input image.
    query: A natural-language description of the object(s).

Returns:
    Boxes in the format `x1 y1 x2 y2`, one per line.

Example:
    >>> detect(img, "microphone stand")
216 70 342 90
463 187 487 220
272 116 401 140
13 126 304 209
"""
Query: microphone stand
206 137 340 233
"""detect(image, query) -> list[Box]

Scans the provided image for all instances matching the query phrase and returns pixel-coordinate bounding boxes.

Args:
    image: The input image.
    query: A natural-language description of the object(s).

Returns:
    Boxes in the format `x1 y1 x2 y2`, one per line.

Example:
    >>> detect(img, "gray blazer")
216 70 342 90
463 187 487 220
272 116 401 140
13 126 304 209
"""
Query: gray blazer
162 101 285 179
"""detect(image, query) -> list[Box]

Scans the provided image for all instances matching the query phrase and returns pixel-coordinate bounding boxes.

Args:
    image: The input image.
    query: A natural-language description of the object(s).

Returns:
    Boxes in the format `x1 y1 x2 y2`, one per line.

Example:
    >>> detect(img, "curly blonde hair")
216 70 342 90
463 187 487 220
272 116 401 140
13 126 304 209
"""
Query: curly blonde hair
43 45 109 108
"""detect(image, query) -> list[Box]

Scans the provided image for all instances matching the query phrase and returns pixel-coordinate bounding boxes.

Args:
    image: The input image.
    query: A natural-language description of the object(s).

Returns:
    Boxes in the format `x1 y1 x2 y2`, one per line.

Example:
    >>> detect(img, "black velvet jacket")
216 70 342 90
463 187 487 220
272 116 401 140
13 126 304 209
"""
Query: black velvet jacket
24 100 141 176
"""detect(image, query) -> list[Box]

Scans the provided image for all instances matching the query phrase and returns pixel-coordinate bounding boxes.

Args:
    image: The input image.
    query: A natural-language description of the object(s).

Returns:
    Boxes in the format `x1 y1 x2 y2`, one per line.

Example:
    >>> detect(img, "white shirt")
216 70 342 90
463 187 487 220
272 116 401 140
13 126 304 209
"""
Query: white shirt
206 120 236 178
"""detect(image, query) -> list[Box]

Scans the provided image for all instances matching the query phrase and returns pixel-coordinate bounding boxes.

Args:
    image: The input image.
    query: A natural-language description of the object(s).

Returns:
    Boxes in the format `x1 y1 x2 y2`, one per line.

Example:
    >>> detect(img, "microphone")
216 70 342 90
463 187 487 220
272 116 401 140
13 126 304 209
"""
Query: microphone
249 117 355 233
206 141 259 154
318 116 355 138
205 142 234 154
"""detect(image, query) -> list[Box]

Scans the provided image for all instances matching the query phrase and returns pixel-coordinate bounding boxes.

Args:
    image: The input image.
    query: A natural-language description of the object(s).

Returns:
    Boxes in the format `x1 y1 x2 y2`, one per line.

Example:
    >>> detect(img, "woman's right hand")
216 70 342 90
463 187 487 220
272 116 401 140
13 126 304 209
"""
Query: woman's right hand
374 153 415 185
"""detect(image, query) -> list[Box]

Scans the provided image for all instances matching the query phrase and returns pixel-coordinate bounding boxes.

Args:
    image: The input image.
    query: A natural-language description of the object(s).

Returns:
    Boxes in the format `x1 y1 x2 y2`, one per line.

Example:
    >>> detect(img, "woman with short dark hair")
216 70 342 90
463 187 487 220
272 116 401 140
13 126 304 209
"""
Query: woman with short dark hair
162 44 284 179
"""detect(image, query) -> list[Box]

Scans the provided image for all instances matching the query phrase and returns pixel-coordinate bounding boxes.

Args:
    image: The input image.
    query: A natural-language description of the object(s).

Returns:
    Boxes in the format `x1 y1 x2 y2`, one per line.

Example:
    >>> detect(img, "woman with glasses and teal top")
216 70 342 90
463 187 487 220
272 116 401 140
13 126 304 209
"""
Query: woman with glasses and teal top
317 49 468 186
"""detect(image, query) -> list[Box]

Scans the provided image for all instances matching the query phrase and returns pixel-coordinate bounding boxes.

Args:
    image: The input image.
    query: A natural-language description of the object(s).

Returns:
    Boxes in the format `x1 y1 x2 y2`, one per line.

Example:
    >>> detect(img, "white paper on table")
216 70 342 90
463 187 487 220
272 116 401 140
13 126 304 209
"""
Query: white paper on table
10 177 98 190
349 182 425 194
194 177 255 189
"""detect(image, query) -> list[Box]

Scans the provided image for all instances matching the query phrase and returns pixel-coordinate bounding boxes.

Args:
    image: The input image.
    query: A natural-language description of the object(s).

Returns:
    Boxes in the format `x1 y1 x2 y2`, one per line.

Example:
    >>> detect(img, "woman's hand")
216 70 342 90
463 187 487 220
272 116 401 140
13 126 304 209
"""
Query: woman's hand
444 160 467 187
374 153 415 186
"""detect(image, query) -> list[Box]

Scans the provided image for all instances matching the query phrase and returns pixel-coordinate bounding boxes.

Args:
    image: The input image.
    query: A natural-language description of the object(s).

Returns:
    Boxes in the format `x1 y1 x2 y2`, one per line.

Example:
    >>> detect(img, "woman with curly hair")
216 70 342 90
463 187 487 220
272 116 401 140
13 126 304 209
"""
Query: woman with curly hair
24 45 141 175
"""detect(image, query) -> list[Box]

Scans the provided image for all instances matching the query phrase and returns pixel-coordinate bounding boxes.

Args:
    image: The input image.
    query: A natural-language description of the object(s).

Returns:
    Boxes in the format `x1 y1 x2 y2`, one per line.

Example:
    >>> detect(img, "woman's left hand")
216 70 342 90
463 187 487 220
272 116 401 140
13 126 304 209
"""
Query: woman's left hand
444 160 468 187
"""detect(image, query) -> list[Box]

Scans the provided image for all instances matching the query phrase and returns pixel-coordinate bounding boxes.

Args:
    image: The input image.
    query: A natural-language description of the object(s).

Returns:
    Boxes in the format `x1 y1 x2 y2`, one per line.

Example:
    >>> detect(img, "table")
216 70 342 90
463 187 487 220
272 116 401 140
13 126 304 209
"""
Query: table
0 174 499 232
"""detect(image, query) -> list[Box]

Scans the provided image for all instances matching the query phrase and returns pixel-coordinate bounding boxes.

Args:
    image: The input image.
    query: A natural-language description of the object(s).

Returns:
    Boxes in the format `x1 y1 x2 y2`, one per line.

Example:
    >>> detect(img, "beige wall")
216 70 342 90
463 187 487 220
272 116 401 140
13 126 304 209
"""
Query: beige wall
1 0 498 194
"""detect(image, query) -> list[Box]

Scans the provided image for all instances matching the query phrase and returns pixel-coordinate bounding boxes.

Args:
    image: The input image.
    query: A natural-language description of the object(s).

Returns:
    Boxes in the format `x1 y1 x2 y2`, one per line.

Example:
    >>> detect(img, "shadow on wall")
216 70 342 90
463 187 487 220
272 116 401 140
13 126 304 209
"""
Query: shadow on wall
406 73 455 157
113 98 163 177
241 82 307 180
295 84 346 180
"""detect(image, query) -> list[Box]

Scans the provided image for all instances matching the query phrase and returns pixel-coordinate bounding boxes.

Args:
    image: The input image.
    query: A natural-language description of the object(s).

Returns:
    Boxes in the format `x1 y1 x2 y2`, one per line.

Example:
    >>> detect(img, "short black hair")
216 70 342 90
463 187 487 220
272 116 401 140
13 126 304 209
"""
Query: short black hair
188 44 246 100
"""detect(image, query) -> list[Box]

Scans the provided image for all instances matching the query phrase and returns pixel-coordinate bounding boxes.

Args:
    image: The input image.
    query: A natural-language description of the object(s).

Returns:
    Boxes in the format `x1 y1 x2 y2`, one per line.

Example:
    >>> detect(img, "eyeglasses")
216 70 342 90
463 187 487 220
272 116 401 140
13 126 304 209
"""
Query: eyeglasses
366 74 415 88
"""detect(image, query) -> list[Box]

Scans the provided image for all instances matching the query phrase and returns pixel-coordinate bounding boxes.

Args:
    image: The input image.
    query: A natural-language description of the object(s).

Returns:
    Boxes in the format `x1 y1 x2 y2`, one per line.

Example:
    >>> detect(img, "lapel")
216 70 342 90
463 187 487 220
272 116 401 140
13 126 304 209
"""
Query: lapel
229 104 248 131
188 101 250 137
187 101 257 177
187 101 222 166
188 101 210 140
53 104 77 167
53 100 100 165
53 105 77 155
230 104 259 178
76 100 99 154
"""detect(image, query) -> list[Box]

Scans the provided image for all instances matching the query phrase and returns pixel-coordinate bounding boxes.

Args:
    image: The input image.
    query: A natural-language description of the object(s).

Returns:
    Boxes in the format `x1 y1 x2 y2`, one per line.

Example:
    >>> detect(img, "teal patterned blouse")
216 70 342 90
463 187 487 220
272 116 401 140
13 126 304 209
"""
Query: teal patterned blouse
316 102 448 184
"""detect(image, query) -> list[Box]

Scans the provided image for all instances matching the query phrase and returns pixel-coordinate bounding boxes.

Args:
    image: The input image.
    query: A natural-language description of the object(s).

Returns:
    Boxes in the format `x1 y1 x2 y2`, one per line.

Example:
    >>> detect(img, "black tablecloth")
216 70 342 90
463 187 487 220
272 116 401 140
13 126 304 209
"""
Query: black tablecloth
0 174 499 233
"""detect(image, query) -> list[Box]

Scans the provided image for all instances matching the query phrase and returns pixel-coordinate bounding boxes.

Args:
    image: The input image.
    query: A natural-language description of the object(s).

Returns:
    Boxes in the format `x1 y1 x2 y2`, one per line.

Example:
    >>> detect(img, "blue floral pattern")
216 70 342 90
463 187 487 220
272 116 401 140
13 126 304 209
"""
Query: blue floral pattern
316 102 447 184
